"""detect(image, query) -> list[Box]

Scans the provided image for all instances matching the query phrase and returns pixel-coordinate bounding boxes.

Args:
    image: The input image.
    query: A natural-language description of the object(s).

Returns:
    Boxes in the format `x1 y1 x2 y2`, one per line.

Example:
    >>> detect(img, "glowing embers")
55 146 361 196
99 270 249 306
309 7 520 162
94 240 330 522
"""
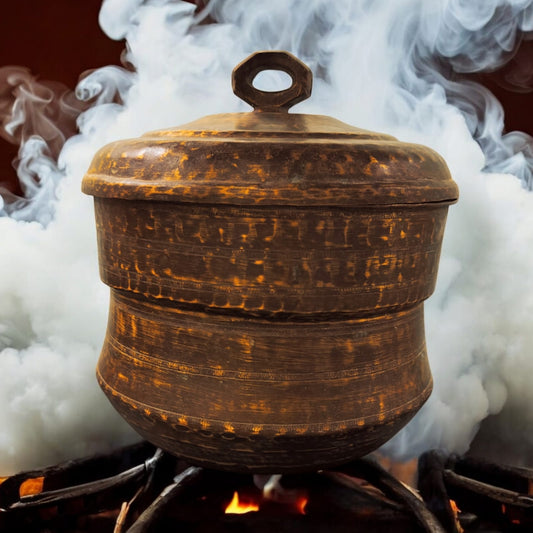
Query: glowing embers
418 450 533 532
17 476 44 498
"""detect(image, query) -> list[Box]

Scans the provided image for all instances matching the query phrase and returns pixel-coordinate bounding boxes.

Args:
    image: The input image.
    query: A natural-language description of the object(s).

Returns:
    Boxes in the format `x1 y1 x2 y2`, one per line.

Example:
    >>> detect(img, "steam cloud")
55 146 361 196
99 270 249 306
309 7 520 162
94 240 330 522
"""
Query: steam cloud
1 0 532 474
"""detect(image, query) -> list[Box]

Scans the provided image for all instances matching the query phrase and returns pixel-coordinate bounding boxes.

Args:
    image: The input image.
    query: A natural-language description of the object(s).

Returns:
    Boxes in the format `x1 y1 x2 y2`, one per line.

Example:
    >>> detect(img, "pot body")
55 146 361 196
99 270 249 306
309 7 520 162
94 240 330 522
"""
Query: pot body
93 199 449 316
85 51 458 473
93 198 446 472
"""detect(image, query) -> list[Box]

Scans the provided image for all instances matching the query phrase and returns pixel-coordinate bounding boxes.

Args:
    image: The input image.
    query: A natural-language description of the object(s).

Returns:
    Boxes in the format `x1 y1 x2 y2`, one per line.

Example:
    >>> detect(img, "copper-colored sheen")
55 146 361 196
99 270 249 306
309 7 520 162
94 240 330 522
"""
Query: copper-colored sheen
83 51 458 473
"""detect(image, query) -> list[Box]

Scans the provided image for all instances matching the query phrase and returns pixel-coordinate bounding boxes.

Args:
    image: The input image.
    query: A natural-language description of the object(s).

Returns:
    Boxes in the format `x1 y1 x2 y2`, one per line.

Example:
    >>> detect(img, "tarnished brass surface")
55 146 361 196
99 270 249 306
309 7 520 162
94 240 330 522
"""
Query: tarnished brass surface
232 50 313 111
82 112 457 206
93 198 448 316
97 290 431 472
83 51 458 472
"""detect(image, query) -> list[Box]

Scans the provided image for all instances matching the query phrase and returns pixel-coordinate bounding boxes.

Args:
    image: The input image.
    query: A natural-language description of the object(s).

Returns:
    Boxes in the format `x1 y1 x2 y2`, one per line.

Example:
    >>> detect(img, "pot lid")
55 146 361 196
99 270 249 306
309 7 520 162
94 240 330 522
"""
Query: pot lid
82 51 458 207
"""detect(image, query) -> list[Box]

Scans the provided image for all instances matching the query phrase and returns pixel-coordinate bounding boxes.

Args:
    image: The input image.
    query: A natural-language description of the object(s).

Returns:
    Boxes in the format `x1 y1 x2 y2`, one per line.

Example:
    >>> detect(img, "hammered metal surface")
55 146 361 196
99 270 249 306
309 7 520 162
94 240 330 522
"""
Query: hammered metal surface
93 198 449 316
83 51 458 472
97 290 431 472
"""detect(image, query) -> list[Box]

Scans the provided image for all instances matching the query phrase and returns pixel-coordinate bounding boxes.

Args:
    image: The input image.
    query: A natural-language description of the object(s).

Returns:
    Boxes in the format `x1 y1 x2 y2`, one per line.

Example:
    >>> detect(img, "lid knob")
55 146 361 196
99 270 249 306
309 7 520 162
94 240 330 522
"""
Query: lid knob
232 50 313 113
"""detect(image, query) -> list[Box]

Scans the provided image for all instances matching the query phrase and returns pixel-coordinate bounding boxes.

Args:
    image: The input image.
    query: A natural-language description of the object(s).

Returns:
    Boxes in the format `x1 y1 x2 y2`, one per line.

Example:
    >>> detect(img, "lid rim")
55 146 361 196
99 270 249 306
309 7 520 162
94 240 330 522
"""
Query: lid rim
82 176 459 207
82 112 458 207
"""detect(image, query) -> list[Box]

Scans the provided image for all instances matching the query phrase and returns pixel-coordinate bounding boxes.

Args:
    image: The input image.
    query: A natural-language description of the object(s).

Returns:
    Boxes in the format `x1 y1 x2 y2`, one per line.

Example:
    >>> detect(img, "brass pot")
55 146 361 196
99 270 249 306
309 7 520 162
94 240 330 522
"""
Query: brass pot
82 51 458 473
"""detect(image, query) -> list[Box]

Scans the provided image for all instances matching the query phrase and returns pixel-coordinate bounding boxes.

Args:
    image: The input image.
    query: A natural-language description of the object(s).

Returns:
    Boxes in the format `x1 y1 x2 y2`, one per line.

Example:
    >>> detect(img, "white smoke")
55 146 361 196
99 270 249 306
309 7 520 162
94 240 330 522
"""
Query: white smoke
1 0 533 474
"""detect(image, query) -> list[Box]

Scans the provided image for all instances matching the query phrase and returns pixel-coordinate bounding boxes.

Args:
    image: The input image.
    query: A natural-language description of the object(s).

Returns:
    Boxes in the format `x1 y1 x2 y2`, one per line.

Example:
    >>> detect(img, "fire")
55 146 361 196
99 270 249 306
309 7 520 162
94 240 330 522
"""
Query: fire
19 476 45 497
501 503 522 525
225 491 259 514
224 490 308 515
449 499 460 514
449 499 464 533
0 475 46 496
296 496 308 515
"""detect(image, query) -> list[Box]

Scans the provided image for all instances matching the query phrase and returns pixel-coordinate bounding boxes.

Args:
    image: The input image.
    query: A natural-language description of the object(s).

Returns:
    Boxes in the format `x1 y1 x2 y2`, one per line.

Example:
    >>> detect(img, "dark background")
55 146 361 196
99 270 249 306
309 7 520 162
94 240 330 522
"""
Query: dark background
0 0 123 196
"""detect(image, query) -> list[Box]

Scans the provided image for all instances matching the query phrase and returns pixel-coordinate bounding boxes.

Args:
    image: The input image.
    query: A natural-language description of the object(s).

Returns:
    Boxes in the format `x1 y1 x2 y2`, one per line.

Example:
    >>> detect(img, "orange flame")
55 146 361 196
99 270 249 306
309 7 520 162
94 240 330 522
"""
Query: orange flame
225 491 259 514
224 490 308 515
449 499 461 514
449 499 464 533
296 495 308 515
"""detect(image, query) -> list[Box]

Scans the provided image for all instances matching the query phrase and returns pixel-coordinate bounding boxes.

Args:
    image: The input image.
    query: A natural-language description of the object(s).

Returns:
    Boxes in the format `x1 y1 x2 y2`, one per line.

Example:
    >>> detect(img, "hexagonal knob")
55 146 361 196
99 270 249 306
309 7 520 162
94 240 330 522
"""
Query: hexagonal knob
232 50 313 113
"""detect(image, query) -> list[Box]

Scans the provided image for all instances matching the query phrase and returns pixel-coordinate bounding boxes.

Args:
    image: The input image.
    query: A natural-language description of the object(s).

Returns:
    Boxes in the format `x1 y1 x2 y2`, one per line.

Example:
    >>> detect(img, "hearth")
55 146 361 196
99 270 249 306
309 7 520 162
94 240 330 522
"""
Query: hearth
1 442 532 532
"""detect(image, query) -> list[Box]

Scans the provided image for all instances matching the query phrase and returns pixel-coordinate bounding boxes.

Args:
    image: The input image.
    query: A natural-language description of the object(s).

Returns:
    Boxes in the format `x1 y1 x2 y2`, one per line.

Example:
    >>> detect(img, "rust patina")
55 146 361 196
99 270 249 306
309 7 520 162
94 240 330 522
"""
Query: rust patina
82 51 458 473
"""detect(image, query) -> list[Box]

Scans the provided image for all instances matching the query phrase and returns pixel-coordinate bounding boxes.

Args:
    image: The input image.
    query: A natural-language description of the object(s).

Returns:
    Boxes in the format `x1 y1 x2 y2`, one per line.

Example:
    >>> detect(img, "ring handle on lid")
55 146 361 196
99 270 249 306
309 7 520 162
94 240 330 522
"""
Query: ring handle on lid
232 50 313 112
